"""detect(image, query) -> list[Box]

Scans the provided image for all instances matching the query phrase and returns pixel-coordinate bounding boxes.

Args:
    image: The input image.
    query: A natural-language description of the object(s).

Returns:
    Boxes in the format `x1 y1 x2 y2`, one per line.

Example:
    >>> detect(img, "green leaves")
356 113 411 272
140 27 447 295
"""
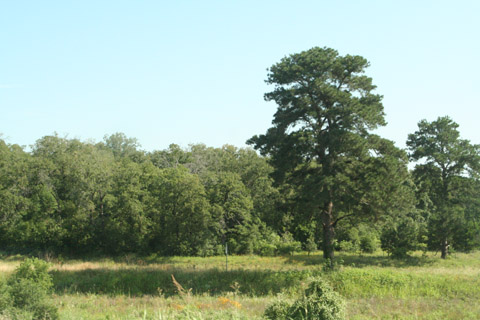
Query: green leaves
149 166 211 256
3 258 59 319
407 116 480 256
249 47 412 260
264 278 346 320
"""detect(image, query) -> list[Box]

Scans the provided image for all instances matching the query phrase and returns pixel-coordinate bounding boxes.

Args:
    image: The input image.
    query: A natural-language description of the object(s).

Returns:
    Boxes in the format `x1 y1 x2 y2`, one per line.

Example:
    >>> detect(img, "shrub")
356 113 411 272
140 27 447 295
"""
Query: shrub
264 299 291 319
338 240 356 252
9 258 53 290
256 240 277 256
31 303 59 320
9 278 49 310
276 232 302 256
0 279 12 315
254 231 302 256
264 278 346 320
359 234 378 253
253 231 280 256
381 215 422 258
5 258 59 320
337 224 379 253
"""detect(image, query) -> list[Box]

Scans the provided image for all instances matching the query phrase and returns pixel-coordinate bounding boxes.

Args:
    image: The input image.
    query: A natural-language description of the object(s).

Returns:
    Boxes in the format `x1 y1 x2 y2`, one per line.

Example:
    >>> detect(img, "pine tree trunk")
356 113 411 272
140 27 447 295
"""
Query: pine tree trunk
441 239 448 259
321 201 335 262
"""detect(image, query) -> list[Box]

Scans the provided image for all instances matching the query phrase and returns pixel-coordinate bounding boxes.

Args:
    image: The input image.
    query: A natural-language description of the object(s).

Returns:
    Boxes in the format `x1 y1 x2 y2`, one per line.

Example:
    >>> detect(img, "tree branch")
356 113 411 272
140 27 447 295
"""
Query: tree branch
333 213 355 227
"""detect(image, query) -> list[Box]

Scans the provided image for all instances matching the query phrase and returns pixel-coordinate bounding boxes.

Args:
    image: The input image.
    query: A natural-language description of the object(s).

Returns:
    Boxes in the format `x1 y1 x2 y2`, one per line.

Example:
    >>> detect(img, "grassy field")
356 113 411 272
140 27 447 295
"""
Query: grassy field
1 251 480 319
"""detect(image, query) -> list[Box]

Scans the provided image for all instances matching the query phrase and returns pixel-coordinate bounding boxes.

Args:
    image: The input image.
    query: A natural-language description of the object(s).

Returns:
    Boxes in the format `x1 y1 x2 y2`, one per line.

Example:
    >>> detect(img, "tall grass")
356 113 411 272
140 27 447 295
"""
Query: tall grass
2 251 480 319
52 268 312 297
327 267 480 299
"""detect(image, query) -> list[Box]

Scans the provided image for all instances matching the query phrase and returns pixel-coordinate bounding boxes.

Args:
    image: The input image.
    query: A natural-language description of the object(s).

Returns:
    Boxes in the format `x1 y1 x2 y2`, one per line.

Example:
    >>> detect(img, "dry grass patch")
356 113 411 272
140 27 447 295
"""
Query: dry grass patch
56 294 268 319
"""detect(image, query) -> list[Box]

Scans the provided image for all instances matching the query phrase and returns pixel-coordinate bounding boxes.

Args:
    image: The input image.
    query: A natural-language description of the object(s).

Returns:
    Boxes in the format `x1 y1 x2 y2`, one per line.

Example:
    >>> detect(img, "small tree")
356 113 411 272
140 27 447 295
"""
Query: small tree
305 236 318 255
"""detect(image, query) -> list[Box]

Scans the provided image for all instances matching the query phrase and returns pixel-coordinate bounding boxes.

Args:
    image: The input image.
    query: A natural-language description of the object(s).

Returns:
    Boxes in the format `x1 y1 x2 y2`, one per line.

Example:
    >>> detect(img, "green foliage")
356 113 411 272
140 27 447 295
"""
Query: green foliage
255 242 277 257
0 134 285 257
205 171 256 254
101 132 144 161
407 116 480 258
263 299 291 319
248 46 414 261
305 236 317 255
252 231 303 256
338 241 356 253
0 258 58 320
322 258 344 272
359 234 378 254
9 258 53 290
254 231 280 256
1 117 478 261
150 167 212 256
0 279 11 313
381 215 424 258
276 232 302 256
264 278 346 320
337 224 379 254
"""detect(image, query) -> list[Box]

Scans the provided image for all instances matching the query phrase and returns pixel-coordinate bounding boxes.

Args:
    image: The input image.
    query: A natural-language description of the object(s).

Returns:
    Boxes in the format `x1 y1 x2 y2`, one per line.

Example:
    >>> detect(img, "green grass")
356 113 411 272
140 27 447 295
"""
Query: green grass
2 251 480 319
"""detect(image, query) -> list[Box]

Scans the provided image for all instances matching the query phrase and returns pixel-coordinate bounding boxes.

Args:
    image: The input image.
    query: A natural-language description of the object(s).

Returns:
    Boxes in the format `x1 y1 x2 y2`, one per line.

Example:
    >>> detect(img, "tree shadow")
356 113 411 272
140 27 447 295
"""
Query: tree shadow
52 267 313 297
285 252 435 268
0 251 28 262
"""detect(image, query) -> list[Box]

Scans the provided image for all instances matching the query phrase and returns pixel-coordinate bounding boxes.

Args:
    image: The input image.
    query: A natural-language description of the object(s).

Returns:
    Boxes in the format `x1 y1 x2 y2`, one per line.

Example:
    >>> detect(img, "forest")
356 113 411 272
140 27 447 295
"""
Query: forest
2 117 480 260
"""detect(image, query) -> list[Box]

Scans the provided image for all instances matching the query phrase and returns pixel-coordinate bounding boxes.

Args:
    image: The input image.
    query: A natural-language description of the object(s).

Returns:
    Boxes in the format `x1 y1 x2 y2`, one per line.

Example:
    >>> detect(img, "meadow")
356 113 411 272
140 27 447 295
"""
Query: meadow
1 251 480 319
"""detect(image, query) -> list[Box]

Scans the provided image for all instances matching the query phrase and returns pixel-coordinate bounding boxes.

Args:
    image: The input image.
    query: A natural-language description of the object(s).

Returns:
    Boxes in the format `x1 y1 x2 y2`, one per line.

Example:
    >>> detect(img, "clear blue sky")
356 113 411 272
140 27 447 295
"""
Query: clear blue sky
1 1 479 151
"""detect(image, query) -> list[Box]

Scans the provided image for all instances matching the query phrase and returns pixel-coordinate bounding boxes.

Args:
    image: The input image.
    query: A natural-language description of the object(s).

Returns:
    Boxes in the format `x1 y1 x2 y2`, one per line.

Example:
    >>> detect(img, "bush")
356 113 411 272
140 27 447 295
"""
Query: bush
336 224 379 253
0 278 13 318
381 215 423 258
253 231 280 256
31 302 59 320
0 279 12 315
264 278 346 320
9 278 49 310
2 258 59 320
9 258 53 290
338 240 356 253
256 240 278 256
359 234 378 253
276 232 302 256
264 299 291 319
254 232 302 256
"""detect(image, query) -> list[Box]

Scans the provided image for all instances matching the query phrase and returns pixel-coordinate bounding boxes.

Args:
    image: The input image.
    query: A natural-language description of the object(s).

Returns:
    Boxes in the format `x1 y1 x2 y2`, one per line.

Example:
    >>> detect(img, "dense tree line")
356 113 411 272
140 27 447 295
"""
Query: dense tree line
1 126 479 259
1 47 479 259
0 134 290 256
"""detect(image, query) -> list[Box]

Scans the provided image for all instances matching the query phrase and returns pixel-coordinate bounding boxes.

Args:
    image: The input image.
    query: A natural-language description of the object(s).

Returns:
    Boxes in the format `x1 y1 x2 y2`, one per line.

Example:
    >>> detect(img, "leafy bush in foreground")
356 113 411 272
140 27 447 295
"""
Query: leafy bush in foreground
264 278 346 320
0 258 58 320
